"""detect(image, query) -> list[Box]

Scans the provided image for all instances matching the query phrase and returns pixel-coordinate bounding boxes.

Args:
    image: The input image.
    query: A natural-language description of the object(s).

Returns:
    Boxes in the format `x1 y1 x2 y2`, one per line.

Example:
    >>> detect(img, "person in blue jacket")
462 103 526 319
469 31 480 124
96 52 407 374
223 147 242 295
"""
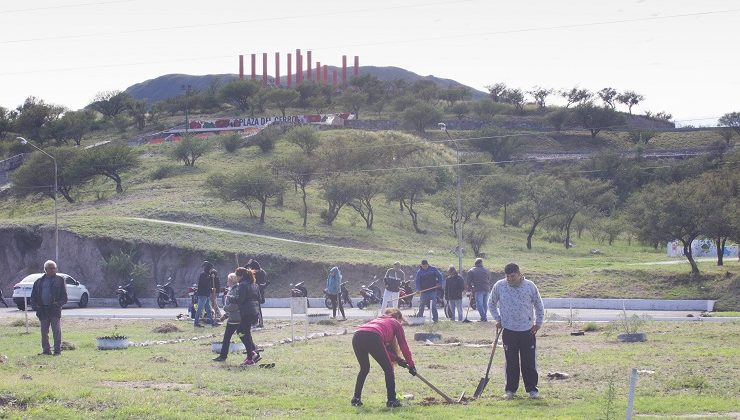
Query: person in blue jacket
414 259 444 322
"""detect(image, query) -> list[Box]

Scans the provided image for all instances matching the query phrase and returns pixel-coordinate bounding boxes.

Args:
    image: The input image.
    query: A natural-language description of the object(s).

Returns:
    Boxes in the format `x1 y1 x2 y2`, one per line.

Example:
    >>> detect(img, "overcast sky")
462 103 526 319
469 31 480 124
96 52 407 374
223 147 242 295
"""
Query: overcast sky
1 0 738 126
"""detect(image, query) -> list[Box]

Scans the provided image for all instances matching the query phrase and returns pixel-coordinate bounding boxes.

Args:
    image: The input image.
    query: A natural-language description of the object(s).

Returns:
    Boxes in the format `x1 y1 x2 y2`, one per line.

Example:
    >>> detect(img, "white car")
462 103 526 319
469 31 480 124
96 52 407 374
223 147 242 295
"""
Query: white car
12 273 90 310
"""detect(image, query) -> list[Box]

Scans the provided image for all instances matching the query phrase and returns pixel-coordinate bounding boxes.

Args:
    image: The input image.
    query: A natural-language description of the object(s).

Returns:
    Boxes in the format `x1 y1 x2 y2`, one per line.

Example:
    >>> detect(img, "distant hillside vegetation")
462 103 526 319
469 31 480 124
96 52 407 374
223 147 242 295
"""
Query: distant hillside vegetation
125 66 487 105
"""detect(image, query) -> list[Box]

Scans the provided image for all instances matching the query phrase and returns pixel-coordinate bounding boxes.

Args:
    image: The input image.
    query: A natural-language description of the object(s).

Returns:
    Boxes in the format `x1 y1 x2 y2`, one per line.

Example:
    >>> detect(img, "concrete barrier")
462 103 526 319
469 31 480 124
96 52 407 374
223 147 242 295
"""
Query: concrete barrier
87 297 715 311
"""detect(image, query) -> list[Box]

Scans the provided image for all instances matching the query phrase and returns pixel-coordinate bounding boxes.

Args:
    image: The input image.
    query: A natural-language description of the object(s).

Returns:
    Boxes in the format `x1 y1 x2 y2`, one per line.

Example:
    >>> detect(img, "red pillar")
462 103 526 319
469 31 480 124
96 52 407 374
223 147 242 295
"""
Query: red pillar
333 70 338 88
342 55 347 85
275 52 280 87
262 53 268 86
239 55 244 80
287 53 292 88
354 56 359 79
251 54 256 80
323 64 328 83
307 51 312 81
316 61 321 83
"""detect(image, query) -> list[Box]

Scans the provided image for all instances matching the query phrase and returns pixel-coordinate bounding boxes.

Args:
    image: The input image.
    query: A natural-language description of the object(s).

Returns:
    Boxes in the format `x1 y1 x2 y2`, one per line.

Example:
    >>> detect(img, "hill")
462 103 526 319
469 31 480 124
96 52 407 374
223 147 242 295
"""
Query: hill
124 66 487 105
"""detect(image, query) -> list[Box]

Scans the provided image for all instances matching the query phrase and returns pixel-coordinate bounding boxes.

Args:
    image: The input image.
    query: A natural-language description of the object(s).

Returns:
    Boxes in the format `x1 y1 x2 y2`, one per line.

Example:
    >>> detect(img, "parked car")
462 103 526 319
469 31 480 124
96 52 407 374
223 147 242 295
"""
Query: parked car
11 273 90 310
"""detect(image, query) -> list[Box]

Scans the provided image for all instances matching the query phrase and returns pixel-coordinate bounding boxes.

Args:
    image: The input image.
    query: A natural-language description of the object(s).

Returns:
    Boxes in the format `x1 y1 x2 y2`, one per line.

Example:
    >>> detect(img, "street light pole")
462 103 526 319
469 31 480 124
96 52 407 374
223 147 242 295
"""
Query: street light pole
440 124 463 274
17 137 58 263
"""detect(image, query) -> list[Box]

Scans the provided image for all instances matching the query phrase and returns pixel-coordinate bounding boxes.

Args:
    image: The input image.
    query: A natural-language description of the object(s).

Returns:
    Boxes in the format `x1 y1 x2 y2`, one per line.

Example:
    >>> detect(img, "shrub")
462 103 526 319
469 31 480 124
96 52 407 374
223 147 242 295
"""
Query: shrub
221 133 242 153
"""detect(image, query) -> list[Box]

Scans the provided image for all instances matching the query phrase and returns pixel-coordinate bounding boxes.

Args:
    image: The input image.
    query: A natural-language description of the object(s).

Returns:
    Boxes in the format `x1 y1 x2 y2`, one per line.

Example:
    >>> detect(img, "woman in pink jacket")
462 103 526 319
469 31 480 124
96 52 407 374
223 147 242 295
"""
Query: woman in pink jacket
351 308 416 408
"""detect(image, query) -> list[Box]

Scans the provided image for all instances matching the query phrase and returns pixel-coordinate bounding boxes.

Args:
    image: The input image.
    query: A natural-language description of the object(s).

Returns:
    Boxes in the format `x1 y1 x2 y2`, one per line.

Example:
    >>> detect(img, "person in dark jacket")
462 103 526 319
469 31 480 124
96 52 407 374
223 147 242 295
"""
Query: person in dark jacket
29 260 68 355
213 273 251 362
236 266 261 366
194 261 219 327
445 266 465 321
414 259 445 322
467 258 491 322
352 308 416 408
248 259 268 328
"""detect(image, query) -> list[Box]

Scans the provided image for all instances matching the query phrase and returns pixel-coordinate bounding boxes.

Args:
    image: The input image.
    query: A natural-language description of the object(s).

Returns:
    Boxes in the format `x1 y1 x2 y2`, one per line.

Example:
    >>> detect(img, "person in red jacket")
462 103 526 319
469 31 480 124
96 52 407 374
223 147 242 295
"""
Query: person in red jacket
351 308 417 408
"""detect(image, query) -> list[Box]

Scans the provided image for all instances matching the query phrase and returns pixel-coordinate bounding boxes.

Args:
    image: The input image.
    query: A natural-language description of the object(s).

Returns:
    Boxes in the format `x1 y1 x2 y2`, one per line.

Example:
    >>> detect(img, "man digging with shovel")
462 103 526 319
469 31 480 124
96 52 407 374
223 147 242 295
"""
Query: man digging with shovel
488 263 545 400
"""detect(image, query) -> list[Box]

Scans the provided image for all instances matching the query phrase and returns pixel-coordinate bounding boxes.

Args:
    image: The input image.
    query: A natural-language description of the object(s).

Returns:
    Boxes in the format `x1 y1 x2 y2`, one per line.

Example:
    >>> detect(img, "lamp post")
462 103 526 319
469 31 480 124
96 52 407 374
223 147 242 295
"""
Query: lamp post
181 84 192 133
439 124 463 274
17 137 58 263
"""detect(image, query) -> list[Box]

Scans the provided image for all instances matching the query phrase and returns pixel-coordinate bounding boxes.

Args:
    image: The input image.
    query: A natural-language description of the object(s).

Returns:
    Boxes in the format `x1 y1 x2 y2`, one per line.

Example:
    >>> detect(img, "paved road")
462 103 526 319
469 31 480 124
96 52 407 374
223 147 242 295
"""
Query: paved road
1 306 734 323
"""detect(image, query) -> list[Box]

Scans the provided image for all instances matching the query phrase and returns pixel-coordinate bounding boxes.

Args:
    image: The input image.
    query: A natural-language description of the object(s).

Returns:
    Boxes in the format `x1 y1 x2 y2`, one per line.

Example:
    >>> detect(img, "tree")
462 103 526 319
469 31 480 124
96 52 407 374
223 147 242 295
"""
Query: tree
560 178 616 249
11 146 90 203
385 170 437 233
74 143 139 193
513 174 567 249
88 90 132 118
486 83 507 102
718 112 740 136
219 80 260 111
528 86 553 109
266 89 299 117
560 87 592 108
339 90 368 120
616 91 644 114
546 109 571 132
285 126 321 155
205 166 285 223
627 181 704 274
597 87 618 109
502 88 526 114
451 102 470 120
170 135 210 166
401 101 443 134
273 152 318 227
573 102 625 138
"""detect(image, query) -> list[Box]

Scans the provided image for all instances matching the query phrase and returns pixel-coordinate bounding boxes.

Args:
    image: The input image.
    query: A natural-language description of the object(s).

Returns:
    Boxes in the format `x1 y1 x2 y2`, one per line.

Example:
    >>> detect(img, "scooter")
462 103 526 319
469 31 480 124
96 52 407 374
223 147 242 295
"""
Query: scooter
117 280 142 308
324 281 353 309
156 277 178 308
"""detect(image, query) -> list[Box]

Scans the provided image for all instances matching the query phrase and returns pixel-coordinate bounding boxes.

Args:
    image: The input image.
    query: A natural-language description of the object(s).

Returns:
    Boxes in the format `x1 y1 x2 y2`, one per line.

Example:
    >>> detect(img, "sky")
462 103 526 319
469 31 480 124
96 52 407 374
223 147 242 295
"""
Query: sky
1 0 738 126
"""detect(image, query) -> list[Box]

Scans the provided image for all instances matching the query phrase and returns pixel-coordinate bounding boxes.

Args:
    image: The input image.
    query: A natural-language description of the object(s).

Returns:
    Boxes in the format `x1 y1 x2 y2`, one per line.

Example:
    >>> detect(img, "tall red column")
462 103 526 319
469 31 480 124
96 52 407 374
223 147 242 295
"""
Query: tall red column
287 53 292 88
342 55 347 85
251 54 256 80
275 52 281 87
354 56 359 79
323 65 328 83
239 55 244 80
262 53 268 86
333 70 338 88
307 51 312 81
316 61 321 83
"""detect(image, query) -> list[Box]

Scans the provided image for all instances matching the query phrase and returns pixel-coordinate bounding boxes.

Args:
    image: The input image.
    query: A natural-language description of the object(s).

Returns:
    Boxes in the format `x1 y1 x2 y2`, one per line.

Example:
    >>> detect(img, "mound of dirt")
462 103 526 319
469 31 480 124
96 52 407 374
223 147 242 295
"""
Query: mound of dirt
152 323 182 333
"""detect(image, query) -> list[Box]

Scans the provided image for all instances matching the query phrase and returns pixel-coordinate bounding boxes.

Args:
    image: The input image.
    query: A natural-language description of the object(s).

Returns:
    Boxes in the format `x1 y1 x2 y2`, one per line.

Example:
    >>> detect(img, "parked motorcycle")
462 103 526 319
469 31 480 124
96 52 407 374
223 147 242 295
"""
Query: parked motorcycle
357 276 382 309
117 280 142 308
156 277 178 308
324 281 353 309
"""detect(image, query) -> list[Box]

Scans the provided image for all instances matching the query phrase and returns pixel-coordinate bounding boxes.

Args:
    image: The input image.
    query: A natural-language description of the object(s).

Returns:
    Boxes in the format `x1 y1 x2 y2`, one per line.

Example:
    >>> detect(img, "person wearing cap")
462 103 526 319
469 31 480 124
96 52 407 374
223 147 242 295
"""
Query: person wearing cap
467 257 491 322
194 261 220 327
488 263 545 400
414 259 444 322
381 262 405 309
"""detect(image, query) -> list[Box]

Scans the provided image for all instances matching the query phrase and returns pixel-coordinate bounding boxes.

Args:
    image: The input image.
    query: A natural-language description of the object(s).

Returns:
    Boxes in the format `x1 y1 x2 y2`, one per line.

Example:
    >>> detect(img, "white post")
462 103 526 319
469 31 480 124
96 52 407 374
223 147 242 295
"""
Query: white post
626 368 638 420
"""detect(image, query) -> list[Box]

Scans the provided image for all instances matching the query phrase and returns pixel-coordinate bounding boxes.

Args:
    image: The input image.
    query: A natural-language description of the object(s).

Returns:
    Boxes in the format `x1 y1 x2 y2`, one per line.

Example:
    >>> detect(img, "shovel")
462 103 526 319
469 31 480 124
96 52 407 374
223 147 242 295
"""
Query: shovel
473 326 502 399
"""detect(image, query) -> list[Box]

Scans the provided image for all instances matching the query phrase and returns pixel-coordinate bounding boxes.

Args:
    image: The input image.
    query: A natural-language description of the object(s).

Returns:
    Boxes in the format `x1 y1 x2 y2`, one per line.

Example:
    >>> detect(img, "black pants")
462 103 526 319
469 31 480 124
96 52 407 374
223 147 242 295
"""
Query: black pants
502 328 538 393
352 331 395 401
329 294 345 318
219 321 252 359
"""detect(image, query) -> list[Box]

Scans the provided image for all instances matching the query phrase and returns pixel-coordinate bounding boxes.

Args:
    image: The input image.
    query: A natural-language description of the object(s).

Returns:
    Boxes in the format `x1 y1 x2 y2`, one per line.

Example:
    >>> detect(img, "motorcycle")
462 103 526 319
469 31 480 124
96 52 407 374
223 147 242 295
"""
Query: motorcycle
357 276 382 309
117 280 142 308
156 277 178 308
324 281 353 309
398 280 414 309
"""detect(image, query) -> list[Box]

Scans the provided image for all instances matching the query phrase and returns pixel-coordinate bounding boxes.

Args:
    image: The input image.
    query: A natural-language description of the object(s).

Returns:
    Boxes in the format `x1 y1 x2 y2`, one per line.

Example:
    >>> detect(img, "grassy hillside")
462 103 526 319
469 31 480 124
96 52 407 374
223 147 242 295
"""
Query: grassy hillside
0 126 737 307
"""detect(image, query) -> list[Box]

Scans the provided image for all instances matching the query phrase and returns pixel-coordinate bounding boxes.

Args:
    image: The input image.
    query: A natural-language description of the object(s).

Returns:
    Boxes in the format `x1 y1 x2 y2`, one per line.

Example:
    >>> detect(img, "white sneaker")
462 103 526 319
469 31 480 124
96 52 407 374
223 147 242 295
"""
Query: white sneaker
529 391 541 399
502 391 515 400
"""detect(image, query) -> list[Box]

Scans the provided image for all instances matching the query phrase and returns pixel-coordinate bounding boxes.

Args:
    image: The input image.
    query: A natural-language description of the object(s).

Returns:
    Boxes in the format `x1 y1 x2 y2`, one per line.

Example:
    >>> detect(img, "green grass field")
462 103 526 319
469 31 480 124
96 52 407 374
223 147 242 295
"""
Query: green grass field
1 318 738 418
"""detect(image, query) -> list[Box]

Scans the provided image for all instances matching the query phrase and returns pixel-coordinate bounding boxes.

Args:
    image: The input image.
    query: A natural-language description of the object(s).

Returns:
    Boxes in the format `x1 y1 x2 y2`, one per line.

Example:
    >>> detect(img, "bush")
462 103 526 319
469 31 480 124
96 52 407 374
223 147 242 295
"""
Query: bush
150 165 177 180
221 133 242 153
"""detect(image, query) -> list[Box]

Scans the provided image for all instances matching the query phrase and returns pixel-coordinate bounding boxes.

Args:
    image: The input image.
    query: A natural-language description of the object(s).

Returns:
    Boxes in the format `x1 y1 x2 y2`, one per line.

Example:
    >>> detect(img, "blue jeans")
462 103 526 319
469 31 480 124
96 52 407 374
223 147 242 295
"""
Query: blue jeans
449 299 463 321
417 290 439 322
475 291 489 321
194 295 213 325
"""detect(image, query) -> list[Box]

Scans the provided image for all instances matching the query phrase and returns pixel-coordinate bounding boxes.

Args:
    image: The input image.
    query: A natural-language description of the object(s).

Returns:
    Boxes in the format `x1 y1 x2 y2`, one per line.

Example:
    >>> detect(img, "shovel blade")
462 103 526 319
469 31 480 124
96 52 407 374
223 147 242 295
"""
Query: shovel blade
473 377 489 399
